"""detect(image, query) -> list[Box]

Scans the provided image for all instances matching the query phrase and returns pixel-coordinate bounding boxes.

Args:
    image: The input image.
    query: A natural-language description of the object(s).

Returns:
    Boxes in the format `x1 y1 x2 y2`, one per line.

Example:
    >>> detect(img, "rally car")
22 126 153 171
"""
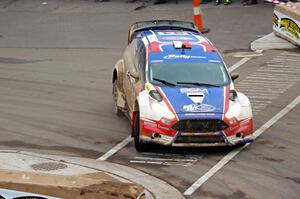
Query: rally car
112 20 253 151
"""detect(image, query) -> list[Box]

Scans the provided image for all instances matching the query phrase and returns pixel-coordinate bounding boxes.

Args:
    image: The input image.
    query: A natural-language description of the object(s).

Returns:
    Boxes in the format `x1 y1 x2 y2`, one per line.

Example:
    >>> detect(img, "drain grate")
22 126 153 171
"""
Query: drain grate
31 162 68 171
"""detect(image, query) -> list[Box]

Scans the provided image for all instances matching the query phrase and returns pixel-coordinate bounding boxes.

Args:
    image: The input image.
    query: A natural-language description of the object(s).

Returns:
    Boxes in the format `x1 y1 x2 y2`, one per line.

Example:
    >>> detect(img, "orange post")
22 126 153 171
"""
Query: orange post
193 0 203 31
193 0 209 33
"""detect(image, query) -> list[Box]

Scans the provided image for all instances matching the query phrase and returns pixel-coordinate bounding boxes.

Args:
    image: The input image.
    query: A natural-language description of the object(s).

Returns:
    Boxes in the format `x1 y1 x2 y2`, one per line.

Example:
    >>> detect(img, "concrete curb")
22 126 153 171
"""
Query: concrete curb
251 32 298 51
0 150 185 199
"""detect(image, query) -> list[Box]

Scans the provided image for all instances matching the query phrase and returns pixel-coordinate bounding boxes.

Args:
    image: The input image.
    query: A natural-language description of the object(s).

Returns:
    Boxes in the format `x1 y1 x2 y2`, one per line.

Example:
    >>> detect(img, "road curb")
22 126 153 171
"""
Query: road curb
0 150 185 199
251 32 297 51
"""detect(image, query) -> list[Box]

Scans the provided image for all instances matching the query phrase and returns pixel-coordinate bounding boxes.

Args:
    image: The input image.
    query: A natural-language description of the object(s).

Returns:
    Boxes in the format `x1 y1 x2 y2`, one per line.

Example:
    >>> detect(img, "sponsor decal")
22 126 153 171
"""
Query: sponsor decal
145 83 152 92
161 36 194 40
184 113 216 116
158 125 170 131
280 18 300 39
182 103 216 113
180 88 208 94
273 13 279 27
151 60 163 63
274 10 300 44
157 32 189 35
163 54 206 60
208 60 221 63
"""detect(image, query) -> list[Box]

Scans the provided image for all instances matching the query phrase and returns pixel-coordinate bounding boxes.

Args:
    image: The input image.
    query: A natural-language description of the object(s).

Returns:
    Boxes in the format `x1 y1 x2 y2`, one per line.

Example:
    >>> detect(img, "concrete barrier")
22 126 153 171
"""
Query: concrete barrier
0 170 144 199
273 3 300 47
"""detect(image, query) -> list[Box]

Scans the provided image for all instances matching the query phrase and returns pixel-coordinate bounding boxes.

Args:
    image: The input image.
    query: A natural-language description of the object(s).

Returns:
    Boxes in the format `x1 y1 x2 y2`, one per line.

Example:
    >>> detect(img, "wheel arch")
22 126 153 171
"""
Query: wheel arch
112 59 125 91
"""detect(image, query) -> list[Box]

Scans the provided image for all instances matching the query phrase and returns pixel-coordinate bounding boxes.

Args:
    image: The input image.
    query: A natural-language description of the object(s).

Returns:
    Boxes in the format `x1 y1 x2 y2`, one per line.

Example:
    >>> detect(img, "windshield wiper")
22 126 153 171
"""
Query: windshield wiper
153 78 176 86
177 82 219 87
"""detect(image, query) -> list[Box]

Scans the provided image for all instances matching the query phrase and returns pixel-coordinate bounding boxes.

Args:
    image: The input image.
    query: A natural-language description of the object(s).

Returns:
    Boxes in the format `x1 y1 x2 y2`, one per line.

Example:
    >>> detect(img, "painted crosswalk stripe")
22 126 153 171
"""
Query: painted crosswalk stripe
184 94 300 196
236 52 300 115
97 136 133 161
130 156 198 167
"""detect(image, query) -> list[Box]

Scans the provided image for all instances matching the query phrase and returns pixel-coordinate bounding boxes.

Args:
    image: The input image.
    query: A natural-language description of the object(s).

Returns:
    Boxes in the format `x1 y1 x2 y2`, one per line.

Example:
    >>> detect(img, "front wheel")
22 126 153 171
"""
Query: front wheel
134 112 149 152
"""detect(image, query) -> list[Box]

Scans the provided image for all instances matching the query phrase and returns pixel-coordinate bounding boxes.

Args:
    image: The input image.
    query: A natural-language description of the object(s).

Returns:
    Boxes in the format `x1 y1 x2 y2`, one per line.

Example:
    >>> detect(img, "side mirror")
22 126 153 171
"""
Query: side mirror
127 70 140 81
231 73 239 81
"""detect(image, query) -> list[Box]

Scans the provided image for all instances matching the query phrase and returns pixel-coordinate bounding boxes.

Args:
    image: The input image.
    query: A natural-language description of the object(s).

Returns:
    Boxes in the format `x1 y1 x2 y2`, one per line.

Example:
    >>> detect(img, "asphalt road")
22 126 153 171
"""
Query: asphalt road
0 0 299 198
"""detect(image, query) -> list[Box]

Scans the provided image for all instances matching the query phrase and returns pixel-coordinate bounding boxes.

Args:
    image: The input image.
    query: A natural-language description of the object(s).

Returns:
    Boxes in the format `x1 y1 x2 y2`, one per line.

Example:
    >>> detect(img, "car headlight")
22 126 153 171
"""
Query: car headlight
225 103 240 119
149 90 163 102
151 101 175 120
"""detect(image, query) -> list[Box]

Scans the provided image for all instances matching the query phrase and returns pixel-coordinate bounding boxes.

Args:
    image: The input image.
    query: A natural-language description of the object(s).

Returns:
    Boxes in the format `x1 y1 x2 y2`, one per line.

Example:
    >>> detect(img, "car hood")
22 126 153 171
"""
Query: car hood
158 86 228 120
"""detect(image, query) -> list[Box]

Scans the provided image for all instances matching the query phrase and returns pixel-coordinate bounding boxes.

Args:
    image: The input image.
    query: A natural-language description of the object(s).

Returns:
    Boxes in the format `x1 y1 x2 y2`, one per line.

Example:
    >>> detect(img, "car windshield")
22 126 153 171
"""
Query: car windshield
149 62 230 86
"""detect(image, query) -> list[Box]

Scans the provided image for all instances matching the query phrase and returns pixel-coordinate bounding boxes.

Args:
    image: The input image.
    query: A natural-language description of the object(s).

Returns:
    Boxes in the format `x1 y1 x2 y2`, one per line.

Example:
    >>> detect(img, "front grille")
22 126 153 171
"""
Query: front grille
172 119 228 133
174 135 225 144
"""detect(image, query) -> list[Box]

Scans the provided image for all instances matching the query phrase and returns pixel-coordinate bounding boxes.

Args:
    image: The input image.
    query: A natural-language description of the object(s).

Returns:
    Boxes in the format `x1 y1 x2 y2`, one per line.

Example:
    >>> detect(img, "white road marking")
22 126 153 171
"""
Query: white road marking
129 155 199 167
184 94 300 196
134 156 198 162
280 52 300 56
228 57 251 72
97 136 133 161
130 160 194 167
232 52 263 58
237 53 300 115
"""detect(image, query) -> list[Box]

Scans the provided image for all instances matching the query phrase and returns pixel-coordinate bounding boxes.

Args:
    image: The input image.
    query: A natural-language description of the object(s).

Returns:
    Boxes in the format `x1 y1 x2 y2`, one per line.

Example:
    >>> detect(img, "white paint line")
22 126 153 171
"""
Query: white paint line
273 56 300 59
134 156 198 162
183 94 300 196
249 96 275 100
228 57 251 72
97 136 133 161
232 53 263 58
238 84 287 88
259 67 300 71
266 64 300 68
257 70 300 74
280 52 300 56
243 90 285 95
239 81 290 85
246 75 299 80
130 160 193 167
237 86 285 90
248 74 299 78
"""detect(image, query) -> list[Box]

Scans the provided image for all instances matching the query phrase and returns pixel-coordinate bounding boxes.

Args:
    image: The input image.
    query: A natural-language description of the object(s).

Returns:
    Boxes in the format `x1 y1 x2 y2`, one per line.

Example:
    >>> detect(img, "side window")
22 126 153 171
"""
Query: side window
130 39 146 82
129 39 138 70
138 45 146 81
133 40 143 71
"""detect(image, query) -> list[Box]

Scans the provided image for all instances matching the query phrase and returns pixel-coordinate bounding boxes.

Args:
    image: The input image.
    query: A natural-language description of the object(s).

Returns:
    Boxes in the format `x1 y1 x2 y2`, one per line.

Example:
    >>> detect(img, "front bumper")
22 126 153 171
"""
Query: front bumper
140 117 253 147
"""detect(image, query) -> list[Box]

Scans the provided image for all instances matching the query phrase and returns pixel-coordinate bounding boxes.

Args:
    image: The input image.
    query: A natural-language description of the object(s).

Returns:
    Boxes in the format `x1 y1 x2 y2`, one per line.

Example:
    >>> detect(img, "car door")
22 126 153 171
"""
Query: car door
130 41 146 112
123 39 142 114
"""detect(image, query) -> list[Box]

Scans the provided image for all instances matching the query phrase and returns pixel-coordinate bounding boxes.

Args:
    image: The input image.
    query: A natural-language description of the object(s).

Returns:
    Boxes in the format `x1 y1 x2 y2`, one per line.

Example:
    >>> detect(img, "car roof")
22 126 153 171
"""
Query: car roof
138 30 222 64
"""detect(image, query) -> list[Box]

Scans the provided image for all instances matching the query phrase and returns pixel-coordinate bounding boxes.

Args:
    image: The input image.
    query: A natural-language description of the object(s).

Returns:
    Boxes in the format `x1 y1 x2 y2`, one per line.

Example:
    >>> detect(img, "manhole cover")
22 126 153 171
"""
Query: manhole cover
31 162 67 171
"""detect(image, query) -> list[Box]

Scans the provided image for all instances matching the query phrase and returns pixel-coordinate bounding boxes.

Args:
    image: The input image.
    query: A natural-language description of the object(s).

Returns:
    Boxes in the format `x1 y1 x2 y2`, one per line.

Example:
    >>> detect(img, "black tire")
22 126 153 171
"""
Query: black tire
134 112 149 152
112 80 123 117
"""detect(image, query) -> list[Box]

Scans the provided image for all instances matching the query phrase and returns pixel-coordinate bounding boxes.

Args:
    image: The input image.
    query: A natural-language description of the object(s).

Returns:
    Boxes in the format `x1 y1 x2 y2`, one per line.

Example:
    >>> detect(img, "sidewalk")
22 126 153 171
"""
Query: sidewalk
0 150 184 199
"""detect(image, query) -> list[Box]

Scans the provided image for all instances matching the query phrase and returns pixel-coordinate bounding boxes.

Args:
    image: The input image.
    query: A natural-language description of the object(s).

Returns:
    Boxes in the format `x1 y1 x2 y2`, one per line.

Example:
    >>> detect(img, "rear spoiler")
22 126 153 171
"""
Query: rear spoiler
128 20 200 44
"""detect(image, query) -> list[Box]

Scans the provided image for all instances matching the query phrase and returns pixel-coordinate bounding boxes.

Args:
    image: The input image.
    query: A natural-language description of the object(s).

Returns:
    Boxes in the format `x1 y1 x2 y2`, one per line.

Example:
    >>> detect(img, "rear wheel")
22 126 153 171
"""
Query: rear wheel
134 112 149 152
112 80 123 117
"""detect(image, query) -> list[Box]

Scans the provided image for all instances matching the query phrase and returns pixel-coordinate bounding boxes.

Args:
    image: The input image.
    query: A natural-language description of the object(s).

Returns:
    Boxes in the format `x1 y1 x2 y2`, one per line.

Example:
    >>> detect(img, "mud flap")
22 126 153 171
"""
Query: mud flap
131 111 137 137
